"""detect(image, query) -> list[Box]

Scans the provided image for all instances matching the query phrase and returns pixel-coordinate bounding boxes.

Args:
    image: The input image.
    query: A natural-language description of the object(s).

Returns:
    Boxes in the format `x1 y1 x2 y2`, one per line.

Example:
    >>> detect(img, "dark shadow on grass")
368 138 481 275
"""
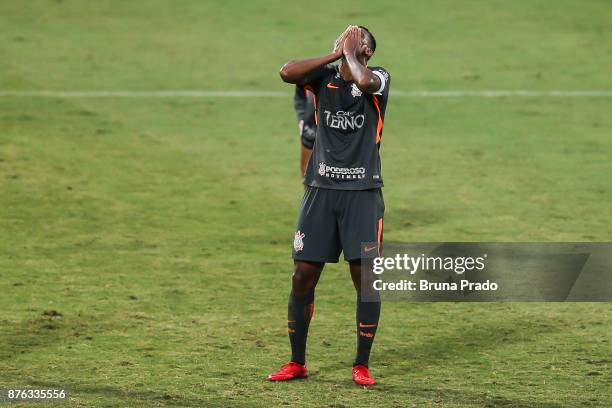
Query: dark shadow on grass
309 378 564 408
315 314 564 406
385 314 560 372
0 312 108 361
0 313 65 361
396 385 564 408
268 376 565 408
321 313 560 373
28 381 223 407
385 207 445 229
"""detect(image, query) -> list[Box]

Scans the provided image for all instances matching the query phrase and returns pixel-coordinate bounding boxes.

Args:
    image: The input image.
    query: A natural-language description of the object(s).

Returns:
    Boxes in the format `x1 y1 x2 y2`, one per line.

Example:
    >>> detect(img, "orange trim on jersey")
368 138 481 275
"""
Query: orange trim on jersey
377 218 384 257
372 95 383 144
304 85 318 125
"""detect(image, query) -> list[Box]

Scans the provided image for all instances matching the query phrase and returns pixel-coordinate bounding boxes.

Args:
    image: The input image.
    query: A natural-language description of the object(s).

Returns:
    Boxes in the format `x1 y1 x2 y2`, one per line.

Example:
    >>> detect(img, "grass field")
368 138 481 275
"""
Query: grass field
1 0 611 407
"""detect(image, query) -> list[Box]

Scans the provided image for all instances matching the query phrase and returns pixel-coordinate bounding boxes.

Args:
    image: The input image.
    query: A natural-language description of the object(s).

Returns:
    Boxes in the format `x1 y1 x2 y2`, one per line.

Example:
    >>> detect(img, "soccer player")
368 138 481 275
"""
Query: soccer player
268 25 390 386
293 85 316 178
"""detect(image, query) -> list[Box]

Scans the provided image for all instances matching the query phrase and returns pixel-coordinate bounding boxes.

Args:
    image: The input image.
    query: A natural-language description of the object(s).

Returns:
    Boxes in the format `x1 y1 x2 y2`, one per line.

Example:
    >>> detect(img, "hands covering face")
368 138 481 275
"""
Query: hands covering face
333 25 358 56
333 25 369 60
342 26 363 57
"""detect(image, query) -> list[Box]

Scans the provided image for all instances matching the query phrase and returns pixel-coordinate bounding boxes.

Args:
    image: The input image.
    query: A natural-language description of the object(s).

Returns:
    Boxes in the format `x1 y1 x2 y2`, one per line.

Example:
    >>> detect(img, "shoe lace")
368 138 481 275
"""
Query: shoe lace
354 366 370 378
280 362 298 372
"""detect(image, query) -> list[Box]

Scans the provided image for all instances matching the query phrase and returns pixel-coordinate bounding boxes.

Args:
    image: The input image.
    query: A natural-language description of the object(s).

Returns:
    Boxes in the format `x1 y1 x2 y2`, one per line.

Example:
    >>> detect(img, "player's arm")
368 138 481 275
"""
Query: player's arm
342 27 381 94
279 26 353 85
279 53 340 85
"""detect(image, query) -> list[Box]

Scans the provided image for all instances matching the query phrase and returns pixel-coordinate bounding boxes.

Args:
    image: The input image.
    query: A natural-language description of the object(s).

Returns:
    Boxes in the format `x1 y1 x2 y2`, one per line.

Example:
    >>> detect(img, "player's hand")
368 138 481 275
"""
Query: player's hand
342 26 361 58
332 25 354 58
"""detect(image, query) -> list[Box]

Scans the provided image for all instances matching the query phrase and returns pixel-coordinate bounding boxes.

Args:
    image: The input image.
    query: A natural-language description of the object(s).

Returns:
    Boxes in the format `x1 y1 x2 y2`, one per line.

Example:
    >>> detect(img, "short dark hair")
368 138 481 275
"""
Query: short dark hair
359 25 376 52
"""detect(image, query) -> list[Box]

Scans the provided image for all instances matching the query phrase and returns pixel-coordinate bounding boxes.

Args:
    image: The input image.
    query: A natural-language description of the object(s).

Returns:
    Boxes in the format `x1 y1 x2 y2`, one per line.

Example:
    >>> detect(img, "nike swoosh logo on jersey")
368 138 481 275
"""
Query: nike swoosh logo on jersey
363 245 377 252
326 83 339 89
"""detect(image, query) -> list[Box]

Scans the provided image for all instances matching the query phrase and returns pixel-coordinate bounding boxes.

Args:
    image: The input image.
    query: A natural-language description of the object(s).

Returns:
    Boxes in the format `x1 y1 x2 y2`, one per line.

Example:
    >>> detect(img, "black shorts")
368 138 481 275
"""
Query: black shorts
292 187 385 263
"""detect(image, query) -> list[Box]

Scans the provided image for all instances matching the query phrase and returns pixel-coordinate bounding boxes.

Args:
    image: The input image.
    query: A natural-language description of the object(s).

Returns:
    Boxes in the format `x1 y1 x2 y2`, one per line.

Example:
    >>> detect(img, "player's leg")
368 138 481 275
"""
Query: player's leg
268 261 324 381
268 187 341 381
288 260 323 366
290 187 340 363
339 189 384 385
349 260 381 381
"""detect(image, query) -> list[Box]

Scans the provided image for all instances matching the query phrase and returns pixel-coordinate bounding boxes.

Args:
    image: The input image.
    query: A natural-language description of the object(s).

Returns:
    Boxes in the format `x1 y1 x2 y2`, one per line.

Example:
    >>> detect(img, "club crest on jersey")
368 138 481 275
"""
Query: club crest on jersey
351 83 362 97
293 230 305 252
318 162 326 176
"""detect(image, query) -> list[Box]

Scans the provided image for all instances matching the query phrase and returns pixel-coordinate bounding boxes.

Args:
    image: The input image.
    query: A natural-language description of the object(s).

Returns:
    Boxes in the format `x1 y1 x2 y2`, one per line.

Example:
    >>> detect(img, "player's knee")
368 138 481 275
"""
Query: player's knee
349 260 368 292
301 134 315 150
292 262 318 294
292 269 313 293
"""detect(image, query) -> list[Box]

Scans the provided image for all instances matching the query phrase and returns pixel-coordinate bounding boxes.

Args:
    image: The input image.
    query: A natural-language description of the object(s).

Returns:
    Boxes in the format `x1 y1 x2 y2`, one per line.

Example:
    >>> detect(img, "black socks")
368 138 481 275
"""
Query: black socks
287 290 380 366
288 290 314 365
354 293 381 366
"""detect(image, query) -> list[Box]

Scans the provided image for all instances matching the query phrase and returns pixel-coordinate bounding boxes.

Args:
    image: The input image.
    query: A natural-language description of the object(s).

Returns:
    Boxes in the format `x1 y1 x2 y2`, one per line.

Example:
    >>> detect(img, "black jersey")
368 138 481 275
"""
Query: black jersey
302 64 390 190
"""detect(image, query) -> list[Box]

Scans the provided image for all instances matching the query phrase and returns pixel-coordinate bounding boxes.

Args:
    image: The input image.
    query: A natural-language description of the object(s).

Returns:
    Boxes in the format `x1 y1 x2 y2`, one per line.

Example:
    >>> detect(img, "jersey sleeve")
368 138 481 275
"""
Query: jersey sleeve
302 64 335 93
370 67 391 97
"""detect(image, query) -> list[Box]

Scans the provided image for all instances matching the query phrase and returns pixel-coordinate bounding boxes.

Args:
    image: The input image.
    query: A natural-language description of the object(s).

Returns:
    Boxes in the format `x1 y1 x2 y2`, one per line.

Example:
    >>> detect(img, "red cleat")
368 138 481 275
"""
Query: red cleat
267 362 308 381
352 365 376 386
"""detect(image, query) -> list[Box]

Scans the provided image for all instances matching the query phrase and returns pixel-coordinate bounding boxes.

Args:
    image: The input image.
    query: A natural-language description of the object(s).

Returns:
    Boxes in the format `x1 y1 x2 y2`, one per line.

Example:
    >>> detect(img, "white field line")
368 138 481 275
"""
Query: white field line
0 90 611 98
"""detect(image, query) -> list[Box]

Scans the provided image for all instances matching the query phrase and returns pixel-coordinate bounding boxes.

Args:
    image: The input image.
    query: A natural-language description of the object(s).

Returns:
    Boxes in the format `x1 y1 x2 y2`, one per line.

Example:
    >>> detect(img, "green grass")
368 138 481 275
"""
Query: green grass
1 0 611 407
